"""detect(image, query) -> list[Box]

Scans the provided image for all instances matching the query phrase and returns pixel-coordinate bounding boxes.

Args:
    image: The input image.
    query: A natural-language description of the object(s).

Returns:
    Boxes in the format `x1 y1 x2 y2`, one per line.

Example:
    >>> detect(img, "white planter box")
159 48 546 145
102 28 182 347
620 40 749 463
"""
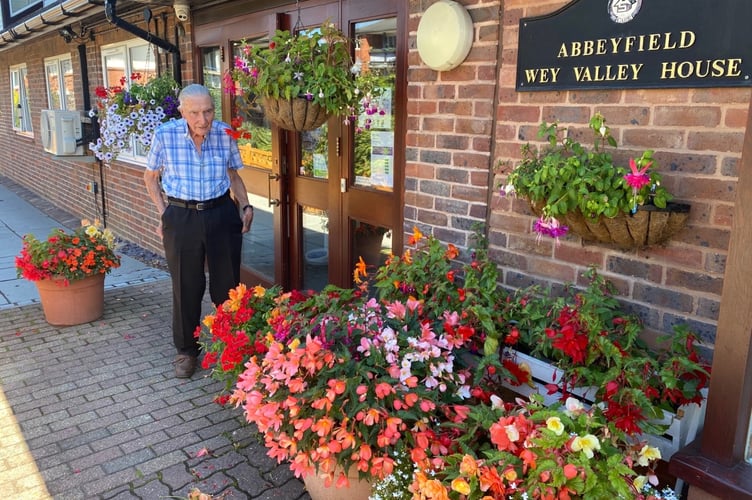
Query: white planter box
501 349 707 460
501 350 597 406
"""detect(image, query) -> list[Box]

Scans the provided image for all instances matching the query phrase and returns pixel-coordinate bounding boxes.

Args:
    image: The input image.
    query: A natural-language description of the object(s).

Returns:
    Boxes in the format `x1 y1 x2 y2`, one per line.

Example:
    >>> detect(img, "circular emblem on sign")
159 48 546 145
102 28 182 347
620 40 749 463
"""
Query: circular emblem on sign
608 0 642 23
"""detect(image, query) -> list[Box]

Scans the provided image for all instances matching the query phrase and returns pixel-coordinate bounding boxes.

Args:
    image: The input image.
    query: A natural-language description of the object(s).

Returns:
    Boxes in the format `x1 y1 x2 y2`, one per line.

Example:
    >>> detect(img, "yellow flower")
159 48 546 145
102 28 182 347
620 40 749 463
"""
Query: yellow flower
502 467 517 481
252 285 266 297
202 314 215 328
85 225 99 237
638 444 661 466
289 338 301 350
451 477 471 495
546 416 564 435
571 434 600 459
633 475 647 492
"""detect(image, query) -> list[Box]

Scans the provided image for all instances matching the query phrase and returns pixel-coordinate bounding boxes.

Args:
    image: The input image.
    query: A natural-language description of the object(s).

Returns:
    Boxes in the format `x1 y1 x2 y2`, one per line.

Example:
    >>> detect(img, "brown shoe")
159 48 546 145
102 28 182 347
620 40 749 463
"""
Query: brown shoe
174 354 197 378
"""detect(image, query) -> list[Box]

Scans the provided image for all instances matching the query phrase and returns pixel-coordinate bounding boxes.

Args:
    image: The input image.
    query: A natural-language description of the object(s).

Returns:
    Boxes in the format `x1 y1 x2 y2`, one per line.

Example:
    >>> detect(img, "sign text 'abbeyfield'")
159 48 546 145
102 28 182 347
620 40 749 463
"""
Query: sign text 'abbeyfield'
516 0 752 91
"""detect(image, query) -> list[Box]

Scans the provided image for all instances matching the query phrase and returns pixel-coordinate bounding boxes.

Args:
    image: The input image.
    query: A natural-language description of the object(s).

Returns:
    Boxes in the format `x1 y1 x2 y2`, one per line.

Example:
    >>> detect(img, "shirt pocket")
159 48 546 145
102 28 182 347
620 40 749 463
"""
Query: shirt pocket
205 154 227 180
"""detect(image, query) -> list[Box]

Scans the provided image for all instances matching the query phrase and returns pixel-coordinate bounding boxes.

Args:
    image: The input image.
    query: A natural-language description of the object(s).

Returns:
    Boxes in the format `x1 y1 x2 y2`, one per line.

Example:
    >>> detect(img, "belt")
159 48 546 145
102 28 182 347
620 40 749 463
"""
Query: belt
167 191 230 211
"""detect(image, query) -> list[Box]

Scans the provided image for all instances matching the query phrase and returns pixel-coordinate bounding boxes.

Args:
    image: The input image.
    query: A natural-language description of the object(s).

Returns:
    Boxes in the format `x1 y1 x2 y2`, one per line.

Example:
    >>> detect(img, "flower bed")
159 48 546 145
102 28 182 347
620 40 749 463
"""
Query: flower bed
199 227 708 498
502 349 708 461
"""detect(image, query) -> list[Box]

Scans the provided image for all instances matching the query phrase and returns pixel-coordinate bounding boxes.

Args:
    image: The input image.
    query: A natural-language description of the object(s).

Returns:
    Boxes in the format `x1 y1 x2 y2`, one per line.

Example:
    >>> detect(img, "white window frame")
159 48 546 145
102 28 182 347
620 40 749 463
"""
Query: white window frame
10 63 32 135
44 54 76 111
100 38 157 164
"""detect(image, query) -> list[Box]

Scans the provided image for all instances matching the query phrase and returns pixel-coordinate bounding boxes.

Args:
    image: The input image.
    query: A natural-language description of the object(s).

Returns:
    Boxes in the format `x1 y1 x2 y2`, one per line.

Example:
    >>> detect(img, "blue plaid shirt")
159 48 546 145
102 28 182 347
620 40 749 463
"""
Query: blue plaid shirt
146 119 243 201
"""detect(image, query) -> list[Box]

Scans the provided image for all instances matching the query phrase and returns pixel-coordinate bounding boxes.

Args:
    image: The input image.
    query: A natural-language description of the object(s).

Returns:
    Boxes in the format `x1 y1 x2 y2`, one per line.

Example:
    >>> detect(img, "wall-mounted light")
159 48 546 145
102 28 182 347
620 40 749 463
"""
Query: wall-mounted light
417 0 473 71
58 24 93 43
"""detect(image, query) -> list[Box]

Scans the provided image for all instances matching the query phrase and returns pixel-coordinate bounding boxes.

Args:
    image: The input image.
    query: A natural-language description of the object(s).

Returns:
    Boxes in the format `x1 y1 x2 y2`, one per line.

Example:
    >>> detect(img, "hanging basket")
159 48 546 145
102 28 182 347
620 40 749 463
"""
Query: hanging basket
262 96 330 132
530 201 691 249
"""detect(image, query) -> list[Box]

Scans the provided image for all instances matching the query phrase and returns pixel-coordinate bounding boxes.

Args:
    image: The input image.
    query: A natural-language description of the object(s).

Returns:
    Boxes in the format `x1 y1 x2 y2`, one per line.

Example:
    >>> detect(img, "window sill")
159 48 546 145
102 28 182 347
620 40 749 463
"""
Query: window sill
669 439 752 498
13 130 34 139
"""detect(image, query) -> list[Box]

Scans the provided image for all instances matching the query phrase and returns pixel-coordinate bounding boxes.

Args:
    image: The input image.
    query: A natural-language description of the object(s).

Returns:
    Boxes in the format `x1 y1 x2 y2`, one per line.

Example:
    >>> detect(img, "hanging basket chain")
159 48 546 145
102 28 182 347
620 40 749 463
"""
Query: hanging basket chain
294 0 304 33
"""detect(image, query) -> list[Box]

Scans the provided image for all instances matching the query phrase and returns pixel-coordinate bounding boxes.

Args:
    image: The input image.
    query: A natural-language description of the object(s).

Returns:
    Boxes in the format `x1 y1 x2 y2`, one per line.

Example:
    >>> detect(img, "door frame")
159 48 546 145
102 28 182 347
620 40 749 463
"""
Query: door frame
192 0 406 290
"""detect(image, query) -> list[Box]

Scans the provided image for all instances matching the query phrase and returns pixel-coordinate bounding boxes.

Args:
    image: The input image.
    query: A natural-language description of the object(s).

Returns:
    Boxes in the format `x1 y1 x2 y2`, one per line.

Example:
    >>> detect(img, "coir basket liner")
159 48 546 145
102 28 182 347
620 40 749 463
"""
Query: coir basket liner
531 202 690 249
263 96 330 132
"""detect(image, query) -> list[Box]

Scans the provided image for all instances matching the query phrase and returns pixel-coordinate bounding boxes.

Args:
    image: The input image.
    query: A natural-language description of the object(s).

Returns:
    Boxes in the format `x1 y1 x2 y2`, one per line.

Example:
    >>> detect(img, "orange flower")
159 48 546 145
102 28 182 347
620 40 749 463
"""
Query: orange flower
444 243 459 259
408 226 424 245
459 454 478 476
353 256 367 283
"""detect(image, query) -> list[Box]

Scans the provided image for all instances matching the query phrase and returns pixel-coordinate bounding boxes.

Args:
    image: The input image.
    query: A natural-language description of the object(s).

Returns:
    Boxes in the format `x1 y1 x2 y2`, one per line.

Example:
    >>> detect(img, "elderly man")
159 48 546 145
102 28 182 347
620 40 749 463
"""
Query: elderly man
144 84 253 378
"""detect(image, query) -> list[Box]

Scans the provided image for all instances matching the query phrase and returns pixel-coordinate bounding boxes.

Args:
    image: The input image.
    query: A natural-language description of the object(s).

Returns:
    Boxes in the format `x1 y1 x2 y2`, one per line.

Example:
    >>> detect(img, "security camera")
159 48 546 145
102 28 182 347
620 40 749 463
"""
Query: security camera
174 1 190 22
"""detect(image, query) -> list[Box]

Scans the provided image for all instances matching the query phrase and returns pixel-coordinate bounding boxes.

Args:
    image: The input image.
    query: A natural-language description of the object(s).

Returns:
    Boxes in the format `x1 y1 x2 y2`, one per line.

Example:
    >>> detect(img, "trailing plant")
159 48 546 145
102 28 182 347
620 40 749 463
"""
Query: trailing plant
89 73 181 163
501 113 675 241
226 22 383 124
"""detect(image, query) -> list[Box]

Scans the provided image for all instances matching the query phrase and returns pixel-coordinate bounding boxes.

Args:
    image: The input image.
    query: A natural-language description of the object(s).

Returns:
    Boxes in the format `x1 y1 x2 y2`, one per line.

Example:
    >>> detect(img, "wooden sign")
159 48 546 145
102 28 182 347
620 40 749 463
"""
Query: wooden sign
516 0 752 91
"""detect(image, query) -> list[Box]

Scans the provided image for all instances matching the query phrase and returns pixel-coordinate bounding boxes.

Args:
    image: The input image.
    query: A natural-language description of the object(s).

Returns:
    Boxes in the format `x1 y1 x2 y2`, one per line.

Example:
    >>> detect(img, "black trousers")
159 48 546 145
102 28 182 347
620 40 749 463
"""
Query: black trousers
161 195 242 356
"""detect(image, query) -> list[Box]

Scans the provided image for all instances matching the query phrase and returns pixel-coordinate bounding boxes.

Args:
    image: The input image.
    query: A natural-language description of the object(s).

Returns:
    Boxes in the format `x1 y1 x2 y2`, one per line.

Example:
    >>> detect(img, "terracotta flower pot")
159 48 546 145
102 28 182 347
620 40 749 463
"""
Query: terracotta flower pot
302 467 372 500
35 274 105 326
262 96 330 131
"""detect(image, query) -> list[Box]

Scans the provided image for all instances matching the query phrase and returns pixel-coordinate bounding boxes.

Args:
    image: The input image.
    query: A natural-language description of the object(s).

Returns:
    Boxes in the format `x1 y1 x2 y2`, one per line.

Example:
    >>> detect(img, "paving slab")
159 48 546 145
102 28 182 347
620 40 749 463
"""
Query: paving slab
0 175 312 499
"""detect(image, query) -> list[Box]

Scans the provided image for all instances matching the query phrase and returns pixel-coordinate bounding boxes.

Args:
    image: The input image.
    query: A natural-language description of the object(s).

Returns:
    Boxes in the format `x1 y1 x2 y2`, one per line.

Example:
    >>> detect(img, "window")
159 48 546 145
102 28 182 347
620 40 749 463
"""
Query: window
45 55 75 110
100 39 157 162
9 0 40 17
10 64 32 134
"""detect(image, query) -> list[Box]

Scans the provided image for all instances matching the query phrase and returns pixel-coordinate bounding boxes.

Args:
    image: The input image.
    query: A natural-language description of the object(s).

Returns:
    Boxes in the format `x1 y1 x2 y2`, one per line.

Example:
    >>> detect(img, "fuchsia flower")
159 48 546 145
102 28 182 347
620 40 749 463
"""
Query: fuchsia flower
624 157 653 213
533 216 569 243
624 157 652 189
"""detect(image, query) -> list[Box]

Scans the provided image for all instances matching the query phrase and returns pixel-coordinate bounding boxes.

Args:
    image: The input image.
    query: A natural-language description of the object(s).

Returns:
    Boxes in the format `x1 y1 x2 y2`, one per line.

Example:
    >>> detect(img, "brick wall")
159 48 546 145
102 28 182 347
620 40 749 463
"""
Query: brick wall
0 6 192 256
407 0 749 351
1 0 743 353
405 0 501 246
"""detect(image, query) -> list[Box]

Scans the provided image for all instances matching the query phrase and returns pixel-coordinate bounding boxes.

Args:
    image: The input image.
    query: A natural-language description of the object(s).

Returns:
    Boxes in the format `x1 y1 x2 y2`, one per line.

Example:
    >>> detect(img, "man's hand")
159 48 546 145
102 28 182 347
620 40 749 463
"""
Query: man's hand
241 207 253 233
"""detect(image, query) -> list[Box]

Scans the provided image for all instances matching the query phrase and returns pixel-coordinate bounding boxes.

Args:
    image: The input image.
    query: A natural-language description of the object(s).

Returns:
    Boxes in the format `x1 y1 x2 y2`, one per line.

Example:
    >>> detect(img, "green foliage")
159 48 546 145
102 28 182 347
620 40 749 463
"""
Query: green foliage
495 267 711 435
230 22 381 118
504 113 673 220
413 396 660 499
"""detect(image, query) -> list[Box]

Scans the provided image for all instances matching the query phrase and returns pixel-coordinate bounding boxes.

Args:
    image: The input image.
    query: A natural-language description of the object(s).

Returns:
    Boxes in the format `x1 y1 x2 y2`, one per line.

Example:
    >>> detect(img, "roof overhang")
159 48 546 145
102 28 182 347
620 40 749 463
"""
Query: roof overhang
0 0 104 51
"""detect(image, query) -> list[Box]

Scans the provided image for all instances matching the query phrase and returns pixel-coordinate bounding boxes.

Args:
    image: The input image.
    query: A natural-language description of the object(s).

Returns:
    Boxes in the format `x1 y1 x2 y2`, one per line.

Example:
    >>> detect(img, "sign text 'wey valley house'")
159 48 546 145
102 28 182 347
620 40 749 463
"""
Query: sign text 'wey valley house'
516 0 752 91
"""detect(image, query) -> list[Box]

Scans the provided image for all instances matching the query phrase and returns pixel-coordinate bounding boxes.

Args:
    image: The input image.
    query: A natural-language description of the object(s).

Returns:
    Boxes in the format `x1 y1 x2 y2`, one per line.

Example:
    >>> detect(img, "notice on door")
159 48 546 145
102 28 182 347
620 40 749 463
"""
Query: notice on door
370 131 394 189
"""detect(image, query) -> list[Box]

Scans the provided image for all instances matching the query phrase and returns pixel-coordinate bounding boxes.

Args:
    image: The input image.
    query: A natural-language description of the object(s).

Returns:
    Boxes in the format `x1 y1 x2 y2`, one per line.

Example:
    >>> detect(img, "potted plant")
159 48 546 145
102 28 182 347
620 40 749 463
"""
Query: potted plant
223 287 479 498
226 22 382 131
15 219 121 325
199 229 515 498
89 73 181 163
501 113 690 248
410 395 676 499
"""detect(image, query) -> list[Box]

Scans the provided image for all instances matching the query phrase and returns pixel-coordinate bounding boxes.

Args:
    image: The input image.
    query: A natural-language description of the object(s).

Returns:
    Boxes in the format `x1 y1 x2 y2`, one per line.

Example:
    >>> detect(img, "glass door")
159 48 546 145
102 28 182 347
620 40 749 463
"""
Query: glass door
228 37 279 286
285 1 403 290
198 13 286 289
195 0 403 292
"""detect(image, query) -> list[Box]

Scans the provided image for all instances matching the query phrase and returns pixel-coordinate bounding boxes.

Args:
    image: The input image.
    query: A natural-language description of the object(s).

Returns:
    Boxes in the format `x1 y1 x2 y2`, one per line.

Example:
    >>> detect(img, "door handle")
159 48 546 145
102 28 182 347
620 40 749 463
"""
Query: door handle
268 173 281 207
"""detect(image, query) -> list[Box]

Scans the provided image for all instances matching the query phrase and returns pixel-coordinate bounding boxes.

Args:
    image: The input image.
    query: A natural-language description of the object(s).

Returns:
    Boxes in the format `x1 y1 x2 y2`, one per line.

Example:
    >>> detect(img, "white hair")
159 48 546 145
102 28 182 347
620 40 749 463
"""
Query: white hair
178 84 213 110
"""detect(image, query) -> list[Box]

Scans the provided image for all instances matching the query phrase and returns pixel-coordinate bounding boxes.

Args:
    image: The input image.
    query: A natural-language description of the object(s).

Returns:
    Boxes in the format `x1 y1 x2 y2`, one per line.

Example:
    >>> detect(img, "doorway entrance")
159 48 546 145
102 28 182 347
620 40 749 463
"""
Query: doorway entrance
195 0 405 291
